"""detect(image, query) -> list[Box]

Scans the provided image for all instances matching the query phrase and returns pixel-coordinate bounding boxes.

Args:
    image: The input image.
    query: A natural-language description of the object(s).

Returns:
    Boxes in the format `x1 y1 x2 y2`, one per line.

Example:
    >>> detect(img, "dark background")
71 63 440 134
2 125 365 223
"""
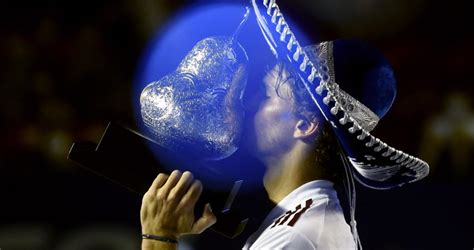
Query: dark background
1 0 473 249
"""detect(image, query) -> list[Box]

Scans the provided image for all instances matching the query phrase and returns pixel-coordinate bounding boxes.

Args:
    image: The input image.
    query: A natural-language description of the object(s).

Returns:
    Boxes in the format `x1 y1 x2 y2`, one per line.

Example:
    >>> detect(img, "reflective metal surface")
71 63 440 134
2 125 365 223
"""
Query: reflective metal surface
140 36 248 161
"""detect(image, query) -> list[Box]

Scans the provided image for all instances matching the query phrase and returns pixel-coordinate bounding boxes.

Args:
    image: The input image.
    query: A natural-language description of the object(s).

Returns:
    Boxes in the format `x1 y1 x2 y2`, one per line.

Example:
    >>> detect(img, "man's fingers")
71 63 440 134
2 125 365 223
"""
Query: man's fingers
157 170 182 199
169 171 194 202
192 203 217 234
146 173 168 196
181 179 203 208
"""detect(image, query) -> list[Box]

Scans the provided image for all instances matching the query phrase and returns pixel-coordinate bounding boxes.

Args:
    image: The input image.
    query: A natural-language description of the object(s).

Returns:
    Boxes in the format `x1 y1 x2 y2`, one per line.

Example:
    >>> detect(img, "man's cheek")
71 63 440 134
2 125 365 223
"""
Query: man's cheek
278 111 294 123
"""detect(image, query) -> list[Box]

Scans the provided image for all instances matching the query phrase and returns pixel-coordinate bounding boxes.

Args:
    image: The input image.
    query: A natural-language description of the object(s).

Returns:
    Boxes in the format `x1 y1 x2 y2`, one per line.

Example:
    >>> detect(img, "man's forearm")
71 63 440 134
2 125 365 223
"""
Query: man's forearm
142 240 178 250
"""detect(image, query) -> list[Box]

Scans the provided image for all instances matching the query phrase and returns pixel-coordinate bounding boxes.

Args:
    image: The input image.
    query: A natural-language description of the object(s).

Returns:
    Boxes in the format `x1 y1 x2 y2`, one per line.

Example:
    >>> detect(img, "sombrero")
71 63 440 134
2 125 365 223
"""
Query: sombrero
251 0 429 189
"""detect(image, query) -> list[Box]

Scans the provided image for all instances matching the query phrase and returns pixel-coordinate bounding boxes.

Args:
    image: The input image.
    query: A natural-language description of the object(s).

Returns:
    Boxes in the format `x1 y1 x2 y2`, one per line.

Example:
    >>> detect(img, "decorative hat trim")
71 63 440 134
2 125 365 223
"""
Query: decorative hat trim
305 43 380 132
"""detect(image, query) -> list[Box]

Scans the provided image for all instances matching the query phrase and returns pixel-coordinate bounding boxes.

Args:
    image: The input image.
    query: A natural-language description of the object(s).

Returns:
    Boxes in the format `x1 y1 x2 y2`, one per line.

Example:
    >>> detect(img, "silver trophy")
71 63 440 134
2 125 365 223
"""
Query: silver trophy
140 10 250 161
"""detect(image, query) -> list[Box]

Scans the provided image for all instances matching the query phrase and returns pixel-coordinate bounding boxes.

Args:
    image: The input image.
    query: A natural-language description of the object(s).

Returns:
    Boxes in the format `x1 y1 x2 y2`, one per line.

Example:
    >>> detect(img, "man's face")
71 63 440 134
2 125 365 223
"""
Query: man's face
243 64 299 159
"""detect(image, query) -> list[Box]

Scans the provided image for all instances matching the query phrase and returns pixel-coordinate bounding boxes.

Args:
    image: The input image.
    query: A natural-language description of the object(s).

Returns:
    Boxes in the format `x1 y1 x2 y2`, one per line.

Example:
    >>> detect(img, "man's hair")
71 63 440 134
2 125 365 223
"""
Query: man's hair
271 60 345 183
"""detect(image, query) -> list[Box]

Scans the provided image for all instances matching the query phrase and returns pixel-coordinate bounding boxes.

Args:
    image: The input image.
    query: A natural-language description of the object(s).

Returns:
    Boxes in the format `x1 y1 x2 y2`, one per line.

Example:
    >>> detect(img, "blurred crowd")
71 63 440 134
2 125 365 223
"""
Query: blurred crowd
0 1 178 173
0 0 472 249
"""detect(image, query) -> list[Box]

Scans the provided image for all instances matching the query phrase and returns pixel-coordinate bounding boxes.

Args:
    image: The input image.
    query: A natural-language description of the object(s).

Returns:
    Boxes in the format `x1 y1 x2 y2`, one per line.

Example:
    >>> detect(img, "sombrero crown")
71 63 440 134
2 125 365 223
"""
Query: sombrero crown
251 0 429 189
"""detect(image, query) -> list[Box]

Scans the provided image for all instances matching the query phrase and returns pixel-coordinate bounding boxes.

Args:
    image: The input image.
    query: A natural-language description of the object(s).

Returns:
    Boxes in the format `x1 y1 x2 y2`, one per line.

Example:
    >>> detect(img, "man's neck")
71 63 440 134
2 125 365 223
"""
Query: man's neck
262 142 323 204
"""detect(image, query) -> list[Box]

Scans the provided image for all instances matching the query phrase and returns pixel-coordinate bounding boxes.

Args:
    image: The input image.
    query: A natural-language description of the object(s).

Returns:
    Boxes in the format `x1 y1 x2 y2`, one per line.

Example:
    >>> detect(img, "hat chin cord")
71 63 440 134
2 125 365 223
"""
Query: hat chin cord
340 152 363 249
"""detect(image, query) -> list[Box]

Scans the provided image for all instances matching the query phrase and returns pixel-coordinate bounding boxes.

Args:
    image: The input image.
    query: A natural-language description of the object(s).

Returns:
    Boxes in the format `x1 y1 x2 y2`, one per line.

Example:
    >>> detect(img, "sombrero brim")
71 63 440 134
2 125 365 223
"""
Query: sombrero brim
251 0 429 189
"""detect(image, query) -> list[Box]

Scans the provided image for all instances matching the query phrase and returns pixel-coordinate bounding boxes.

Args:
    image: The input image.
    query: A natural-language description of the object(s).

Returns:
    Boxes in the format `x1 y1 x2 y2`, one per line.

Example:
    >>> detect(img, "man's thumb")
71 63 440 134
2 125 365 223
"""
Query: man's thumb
192 203 217 234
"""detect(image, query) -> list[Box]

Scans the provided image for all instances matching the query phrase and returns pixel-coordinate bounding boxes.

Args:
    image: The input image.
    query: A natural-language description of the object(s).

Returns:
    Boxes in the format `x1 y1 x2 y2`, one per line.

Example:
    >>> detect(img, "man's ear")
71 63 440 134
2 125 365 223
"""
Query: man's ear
294 118 319 140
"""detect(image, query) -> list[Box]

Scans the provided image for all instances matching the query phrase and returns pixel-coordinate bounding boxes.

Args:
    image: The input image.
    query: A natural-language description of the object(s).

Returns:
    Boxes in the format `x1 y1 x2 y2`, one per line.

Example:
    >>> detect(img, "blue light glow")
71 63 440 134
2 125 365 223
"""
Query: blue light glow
132 2 310 190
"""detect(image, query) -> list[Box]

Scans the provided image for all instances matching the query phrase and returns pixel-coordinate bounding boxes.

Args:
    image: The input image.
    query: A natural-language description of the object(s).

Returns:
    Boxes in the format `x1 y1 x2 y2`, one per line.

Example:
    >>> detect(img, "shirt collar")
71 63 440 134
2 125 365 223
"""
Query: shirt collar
276 179 336 210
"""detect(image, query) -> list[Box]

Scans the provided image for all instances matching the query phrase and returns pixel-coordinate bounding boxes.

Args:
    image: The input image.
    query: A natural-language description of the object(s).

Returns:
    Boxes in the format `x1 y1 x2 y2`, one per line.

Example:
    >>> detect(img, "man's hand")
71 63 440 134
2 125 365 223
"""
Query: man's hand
140 170 216 248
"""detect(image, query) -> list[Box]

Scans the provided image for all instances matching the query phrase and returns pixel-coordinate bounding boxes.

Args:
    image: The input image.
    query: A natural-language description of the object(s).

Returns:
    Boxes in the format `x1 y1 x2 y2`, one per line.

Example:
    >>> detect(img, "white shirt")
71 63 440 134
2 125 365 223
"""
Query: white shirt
243 180 356 249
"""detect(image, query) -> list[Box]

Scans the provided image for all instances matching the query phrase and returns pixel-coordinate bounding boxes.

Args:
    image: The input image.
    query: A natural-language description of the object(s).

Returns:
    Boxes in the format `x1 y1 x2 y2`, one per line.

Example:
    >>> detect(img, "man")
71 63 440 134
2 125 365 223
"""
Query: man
139 40 388 249
139 36 430 249
240 59 356 249
140 61 353 249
